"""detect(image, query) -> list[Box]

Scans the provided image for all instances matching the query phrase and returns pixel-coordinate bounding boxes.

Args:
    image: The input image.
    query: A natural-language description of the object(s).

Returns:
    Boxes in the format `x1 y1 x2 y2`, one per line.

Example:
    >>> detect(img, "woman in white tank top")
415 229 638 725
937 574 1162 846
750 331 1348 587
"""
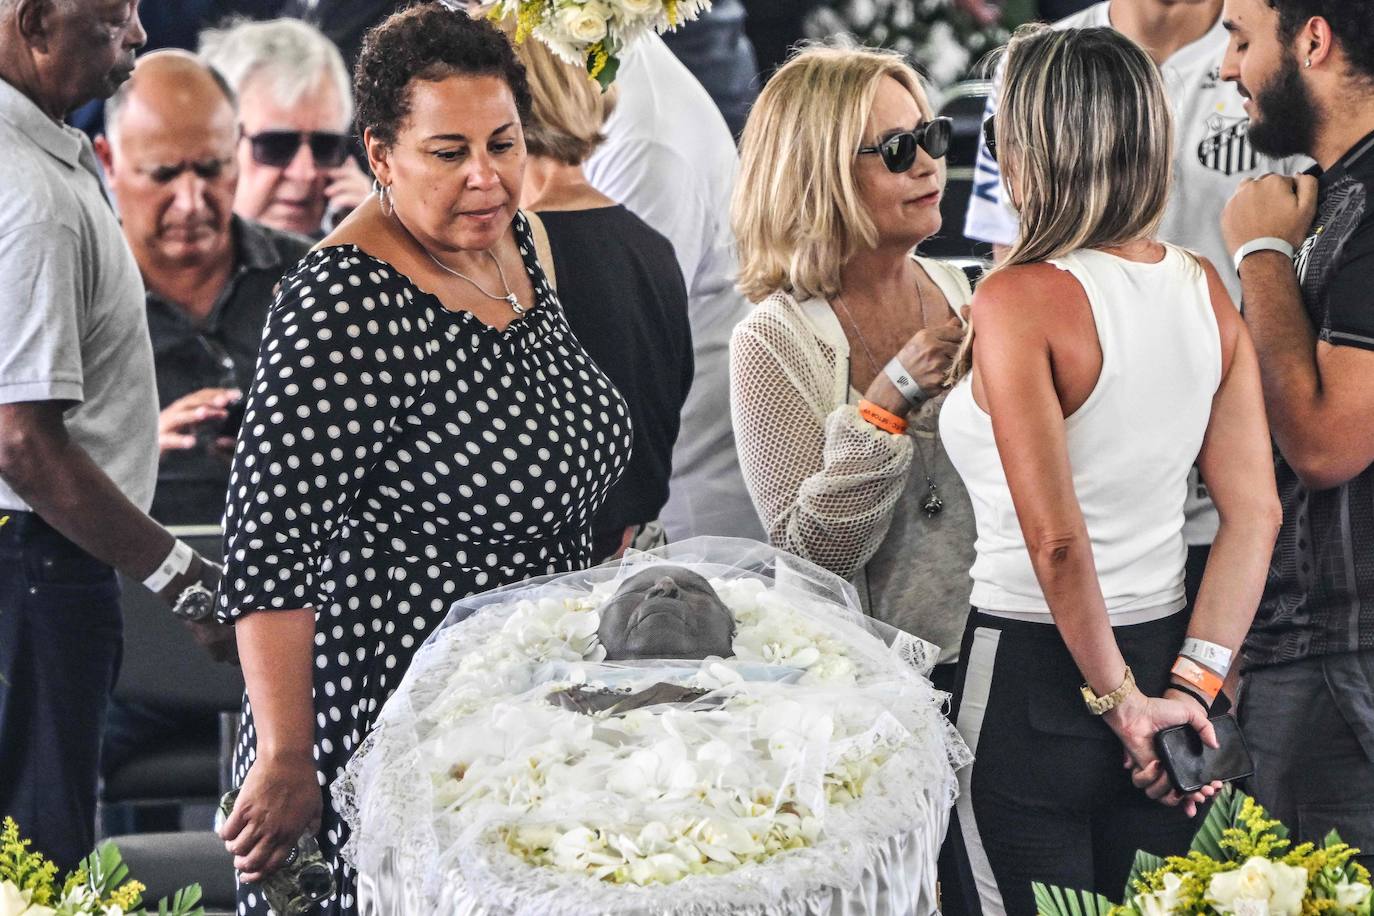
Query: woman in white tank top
938 26 1281 914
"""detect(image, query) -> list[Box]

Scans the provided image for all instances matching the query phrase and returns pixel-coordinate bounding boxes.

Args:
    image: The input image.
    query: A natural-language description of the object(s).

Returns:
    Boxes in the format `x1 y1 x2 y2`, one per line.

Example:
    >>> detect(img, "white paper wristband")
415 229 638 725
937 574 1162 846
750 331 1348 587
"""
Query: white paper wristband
143 538 193 593
882 357 930 407
1180 637 1232 676
1232 237 1295 272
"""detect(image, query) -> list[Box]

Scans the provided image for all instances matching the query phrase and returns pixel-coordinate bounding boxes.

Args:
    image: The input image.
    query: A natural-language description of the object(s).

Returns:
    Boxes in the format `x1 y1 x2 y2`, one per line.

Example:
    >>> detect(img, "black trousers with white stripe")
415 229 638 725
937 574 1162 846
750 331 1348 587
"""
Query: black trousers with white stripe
947 608 1202 916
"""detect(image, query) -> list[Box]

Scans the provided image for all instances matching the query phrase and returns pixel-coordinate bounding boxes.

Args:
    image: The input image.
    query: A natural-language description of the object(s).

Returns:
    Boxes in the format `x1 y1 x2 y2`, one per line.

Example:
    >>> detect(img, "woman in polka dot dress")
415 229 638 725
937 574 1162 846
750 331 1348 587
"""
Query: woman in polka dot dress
214 9 631 914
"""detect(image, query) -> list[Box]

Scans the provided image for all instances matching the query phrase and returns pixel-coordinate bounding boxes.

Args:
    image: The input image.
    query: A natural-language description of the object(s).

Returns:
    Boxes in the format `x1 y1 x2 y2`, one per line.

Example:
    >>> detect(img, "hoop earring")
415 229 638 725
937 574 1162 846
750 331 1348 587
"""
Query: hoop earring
372 178 394 217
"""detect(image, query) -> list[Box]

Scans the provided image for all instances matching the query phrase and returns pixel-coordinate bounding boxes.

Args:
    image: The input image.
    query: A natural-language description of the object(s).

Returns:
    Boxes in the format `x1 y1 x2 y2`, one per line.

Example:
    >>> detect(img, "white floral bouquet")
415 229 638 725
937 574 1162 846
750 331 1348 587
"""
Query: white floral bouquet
1035 788 1372 916
335 537 970 916
0 818 203 916
479 0 712 88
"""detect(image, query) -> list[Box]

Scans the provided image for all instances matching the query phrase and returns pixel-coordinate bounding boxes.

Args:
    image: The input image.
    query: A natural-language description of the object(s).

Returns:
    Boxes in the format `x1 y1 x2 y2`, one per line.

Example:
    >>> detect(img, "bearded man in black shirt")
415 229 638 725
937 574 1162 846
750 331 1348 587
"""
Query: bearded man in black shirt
1220 0 1374 863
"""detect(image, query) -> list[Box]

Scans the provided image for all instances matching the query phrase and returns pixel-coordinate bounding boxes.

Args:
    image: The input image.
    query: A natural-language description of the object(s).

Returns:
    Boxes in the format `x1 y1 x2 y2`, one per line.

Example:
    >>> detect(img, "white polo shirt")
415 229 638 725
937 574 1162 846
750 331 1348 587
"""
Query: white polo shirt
963 3 1299 545
0 77 157 513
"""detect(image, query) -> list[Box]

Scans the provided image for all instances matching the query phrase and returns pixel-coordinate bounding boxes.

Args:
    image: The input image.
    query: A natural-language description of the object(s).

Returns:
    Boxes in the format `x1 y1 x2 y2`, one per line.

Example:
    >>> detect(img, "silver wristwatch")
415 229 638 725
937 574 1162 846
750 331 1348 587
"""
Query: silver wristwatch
170 559 222 622
170 581 217 622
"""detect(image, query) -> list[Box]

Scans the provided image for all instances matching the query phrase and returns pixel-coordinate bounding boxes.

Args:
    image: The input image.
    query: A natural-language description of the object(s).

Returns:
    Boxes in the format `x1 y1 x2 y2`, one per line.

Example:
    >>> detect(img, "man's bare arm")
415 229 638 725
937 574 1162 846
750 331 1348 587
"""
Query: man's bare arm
0 400 207 600
1239 255 1374 489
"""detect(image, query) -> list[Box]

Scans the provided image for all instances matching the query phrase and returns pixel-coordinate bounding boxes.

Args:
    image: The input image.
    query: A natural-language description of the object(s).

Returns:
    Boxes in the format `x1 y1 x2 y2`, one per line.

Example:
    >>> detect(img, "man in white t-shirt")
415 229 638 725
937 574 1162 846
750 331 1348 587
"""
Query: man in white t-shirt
585 34 764 543
964 0 1296 597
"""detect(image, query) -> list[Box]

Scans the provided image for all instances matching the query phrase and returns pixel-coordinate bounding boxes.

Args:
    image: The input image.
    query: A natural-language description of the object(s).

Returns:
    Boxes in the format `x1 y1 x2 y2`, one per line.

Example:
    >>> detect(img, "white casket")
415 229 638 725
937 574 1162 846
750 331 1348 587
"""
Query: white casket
334 537 971 915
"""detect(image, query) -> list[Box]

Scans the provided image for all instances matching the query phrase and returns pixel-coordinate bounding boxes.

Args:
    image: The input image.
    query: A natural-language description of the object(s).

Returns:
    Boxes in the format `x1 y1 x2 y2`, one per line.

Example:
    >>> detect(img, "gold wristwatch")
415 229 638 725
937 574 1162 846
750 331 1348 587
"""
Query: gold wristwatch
1080 666 1136 715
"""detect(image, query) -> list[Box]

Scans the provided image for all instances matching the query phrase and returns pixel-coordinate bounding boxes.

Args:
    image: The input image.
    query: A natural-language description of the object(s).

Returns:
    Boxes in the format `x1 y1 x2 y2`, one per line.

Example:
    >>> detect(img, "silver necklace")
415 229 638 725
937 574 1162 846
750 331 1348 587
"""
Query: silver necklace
425 247 525 316
834 285 944 518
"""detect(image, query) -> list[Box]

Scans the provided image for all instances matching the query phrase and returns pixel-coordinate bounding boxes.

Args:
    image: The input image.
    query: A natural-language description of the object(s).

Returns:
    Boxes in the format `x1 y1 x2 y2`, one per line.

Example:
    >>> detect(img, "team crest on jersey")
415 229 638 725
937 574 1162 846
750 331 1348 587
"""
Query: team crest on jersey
1198 114 1260 176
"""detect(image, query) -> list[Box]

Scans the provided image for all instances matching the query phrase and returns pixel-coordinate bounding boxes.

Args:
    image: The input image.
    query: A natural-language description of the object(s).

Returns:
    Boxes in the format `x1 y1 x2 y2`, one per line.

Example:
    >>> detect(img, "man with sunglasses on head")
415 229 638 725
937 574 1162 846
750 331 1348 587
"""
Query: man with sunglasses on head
95 50 311 527
965 0 1301 621
200 17 370 238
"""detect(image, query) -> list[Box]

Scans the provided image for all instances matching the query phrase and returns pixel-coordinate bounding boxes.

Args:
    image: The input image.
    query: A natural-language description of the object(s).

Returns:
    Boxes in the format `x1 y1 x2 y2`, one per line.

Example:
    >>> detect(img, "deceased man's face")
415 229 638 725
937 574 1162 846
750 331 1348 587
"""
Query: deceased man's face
597 566 735 660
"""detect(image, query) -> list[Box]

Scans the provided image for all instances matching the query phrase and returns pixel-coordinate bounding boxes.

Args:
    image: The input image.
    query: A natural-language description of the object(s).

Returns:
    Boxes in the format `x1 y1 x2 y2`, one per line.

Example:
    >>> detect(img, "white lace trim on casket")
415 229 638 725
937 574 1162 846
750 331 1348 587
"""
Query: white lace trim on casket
333 537 971 915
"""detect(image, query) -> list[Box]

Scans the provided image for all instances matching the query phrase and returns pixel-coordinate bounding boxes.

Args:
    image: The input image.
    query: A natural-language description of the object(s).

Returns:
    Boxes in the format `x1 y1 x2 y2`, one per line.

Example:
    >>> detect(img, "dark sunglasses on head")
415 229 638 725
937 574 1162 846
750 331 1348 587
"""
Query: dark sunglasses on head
140 157 232 184
857 116 953 173
982 117 998 164
245 130 352 169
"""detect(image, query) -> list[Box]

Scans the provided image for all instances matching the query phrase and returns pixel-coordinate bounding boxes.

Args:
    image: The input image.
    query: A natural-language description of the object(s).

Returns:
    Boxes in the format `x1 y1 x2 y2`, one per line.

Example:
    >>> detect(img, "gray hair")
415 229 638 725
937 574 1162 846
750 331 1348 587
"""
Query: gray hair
199 18 353 126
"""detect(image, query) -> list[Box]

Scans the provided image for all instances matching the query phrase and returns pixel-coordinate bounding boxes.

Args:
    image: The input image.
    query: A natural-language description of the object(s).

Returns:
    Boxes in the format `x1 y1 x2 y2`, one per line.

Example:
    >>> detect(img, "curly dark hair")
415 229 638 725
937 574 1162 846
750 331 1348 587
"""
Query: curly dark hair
354 3 534 146
1265 0 1374 80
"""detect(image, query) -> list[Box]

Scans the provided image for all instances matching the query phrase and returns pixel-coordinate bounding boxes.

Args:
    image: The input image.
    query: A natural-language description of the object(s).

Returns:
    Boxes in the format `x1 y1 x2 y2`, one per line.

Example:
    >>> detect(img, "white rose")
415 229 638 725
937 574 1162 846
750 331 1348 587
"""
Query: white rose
0 882 28 916
1135 871 1186 916
556 3 609 44
1263 860 1308 916
1208 858 1308 916
613 0 659 16
1335 881 1372 912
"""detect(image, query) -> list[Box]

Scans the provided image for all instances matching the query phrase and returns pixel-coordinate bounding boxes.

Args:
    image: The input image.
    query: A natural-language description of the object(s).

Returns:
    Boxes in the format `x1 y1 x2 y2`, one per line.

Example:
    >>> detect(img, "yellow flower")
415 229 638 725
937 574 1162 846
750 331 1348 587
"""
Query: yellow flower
105 880 145 910
588 43 610 79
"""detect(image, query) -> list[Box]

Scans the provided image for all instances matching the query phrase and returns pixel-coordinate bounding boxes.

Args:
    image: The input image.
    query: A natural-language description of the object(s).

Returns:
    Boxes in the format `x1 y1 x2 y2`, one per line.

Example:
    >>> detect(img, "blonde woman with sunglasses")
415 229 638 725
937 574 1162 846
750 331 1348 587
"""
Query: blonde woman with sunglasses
730 45 975 690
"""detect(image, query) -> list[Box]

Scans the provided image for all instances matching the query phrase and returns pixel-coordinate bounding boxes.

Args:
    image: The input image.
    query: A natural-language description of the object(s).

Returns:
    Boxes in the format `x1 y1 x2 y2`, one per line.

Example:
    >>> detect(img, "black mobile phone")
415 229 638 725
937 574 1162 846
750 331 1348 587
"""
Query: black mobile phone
219 397 247 439
1154 714 1254 794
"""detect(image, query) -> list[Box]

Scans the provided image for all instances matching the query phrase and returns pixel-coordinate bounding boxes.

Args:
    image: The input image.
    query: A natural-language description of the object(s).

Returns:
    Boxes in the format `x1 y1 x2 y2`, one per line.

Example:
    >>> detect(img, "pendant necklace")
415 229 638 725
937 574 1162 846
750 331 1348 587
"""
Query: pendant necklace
425 247 525 316
834 286 944 518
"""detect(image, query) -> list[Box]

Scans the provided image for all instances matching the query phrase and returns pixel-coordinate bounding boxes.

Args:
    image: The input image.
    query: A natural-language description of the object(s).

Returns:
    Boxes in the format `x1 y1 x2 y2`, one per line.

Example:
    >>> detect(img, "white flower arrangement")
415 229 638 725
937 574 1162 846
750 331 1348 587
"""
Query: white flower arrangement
335 540 970 915
0 820 202 916
416 574 916 887
480 0 713 87
1036 789 1373 916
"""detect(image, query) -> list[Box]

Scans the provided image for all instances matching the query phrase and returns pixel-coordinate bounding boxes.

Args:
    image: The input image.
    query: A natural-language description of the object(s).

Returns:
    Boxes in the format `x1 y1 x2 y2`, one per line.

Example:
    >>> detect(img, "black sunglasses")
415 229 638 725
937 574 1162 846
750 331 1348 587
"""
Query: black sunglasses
245 130 352 169
140 157 232 184
982 117 998 164
857 116 953 173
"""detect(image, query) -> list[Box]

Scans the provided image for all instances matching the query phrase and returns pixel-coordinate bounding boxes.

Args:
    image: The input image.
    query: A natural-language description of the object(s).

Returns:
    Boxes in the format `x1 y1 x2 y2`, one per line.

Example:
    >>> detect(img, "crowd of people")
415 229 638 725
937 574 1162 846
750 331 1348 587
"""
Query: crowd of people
0 0 1370 915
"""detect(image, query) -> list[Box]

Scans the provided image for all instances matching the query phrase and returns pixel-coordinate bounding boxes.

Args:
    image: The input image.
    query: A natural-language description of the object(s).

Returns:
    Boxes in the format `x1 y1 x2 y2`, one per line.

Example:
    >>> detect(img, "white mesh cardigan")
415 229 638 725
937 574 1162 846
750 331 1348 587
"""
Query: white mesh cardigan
728 255 977 662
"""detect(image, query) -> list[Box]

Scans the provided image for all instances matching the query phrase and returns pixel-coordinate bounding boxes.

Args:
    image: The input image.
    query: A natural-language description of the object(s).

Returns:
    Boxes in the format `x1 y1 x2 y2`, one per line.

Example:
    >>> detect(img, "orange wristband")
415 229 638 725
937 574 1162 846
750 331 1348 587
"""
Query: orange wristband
858 400 908 435
1171 656 1223 702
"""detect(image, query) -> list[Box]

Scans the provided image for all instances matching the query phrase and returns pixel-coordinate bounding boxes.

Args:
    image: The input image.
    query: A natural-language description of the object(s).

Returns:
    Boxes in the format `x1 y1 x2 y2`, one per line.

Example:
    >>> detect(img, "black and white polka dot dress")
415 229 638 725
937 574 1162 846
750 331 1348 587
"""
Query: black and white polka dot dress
217 213 631 915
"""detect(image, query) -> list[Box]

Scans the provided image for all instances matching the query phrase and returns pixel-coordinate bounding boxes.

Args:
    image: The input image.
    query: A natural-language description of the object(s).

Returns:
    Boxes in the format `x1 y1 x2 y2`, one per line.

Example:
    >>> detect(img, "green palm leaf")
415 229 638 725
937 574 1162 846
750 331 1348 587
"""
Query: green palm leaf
155 882 204 916
1033 881 1116 916
81 841 130 896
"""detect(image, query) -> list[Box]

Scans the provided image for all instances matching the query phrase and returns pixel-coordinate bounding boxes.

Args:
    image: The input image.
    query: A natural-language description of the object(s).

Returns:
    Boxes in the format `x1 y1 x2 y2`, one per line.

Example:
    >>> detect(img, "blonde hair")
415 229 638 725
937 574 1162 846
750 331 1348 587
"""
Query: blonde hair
733 44 937 304
501 19 617 165
949 25 1180 381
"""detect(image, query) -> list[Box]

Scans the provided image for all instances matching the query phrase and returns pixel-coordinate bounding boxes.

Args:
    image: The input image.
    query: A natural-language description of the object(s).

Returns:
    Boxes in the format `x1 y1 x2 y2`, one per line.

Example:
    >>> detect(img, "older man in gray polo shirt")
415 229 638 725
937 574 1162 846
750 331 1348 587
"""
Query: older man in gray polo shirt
0 0 227 871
